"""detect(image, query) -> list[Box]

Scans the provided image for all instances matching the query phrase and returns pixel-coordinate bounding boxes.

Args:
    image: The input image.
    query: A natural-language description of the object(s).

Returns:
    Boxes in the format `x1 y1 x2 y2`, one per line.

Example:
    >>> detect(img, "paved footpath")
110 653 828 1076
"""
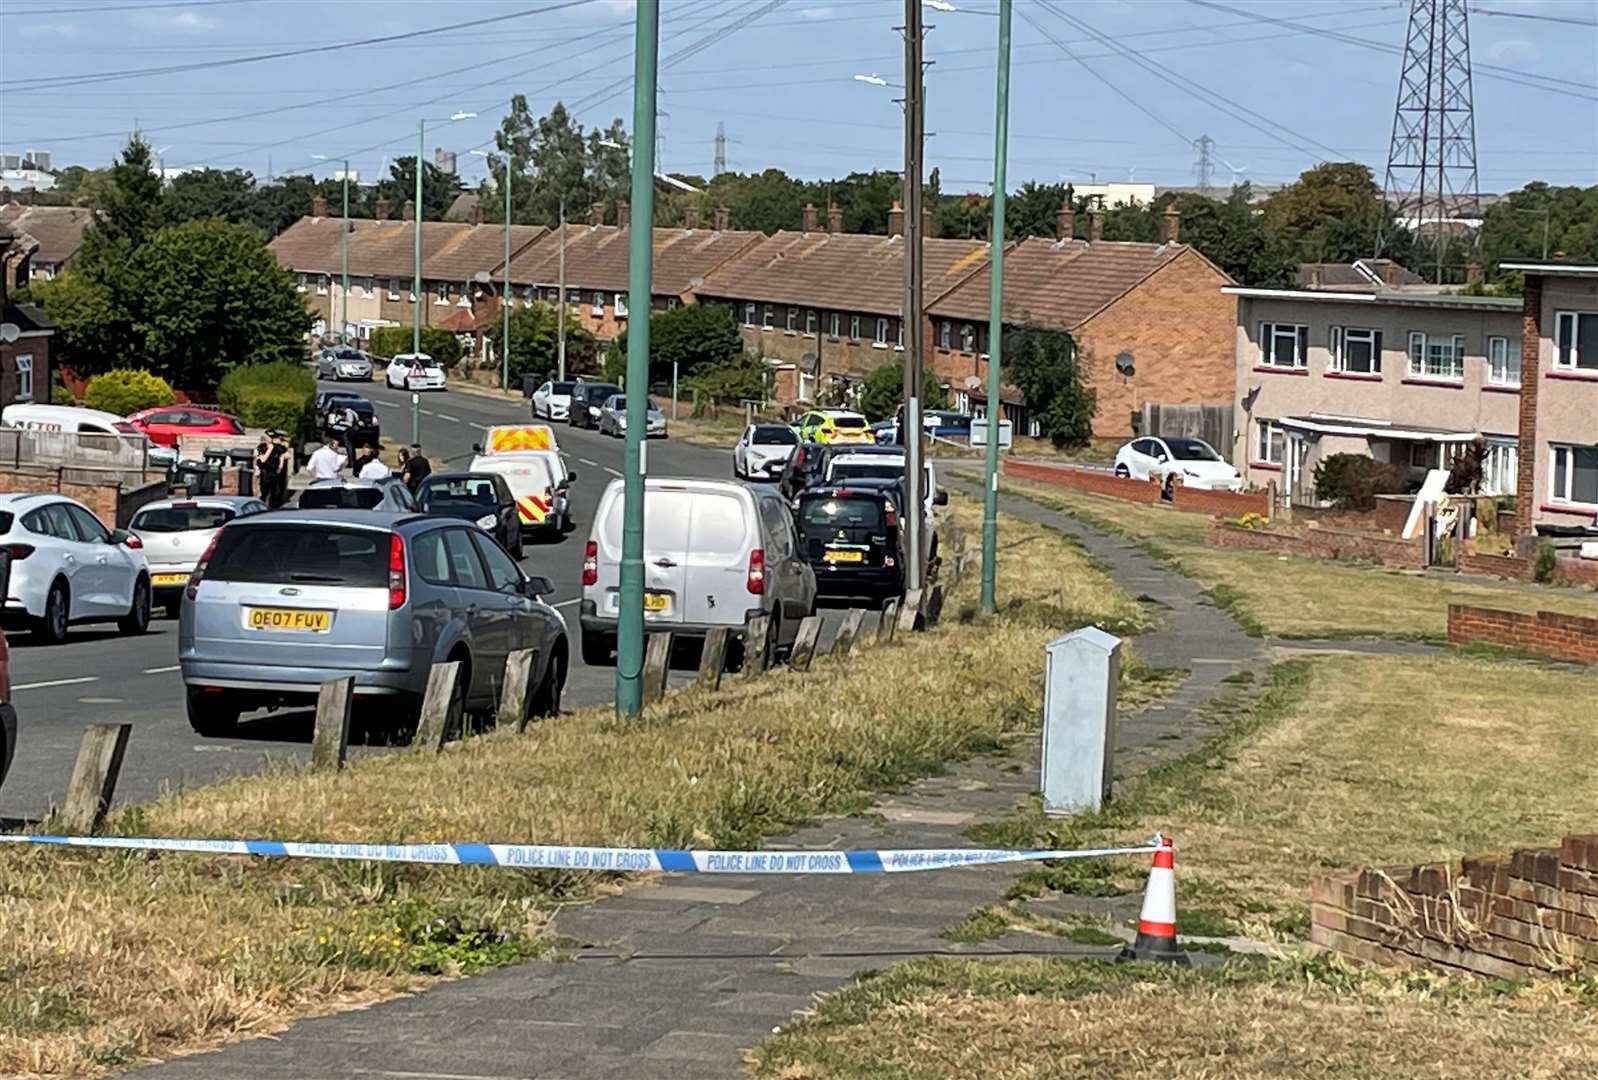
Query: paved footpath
129 487 1264 1080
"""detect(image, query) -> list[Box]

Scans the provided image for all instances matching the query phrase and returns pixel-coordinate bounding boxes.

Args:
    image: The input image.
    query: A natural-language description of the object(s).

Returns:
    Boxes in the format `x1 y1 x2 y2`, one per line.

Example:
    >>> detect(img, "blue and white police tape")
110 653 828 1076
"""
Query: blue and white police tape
0 833 1158 875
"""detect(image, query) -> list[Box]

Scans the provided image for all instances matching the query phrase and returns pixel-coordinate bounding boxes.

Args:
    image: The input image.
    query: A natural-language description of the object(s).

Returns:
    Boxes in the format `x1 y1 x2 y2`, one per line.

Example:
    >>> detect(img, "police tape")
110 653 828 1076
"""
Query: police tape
0 833 1159 875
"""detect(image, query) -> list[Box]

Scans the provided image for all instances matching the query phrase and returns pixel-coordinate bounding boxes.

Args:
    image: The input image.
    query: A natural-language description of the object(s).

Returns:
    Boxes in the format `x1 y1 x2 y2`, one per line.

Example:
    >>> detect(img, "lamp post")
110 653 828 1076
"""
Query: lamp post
311 154 350 342
981 0 1011 615
410 111 476 444
470 145 514 392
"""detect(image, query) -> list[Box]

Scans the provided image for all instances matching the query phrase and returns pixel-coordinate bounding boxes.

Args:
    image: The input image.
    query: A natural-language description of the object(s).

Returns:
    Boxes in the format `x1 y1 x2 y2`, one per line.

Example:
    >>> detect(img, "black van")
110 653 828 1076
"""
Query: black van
795 486 905 607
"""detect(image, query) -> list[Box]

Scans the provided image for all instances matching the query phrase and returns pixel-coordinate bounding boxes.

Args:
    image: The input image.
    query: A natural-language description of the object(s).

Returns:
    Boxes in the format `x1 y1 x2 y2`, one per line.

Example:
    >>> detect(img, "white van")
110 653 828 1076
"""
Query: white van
1 404 142 438
579 478 816 668
470 424 572 537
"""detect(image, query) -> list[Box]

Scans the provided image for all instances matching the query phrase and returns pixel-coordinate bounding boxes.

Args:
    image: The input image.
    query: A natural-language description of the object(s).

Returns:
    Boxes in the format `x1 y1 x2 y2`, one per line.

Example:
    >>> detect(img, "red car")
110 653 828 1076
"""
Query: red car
127 407 245 448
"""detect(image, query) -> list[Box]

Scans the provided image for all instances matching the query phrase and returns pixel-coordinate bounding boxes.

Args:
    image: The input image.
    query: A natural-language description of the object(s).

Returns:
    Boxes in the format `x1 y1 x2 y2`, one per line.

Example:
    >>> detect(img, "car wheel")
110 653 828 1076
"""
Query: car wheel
511 530 524 561
1114 464 1131 478
34 579 69 645
186 687 241 737
118 576 151 635
581 629 614 667
530 646 565 718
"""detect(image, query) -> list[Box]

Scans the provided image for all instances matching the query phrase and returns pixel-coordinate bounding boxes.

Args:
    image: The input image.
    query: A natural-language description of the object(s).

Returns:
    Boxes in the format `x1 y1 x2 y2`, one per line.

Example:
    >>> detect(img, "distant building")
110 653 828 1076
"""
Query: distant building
433 148 457 176
0 169 55 192
23 149 52 172
0 204 93 279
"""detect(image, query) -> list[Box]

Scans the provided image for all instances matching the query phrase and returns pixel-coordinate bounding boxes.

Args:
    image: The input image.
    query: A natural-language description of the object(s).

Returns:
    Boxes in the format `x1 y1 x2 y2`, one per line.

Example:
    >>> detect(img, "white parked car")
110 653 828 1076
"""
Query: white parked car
130 495 268 615
0 493 151 643
385 352 447 392
531 380 577 421
1113 436 1242 491
733 423 799 480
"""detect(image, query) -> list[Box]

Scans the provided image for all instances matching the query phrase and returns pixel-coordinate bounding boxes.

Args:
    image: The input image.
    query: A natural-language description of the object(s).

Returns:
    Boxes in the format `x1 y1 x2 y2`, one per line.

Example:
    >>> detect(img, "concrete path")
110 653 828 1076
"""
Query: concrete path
127 484 1264 1080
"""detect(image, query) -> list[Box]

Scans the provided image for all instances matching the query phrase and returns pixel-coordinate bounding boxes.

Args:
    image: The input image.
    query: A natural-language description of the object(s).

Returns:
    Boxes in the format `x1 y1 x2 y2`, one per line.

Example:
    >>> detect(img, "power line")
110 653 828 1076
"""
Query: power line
1471 6 1598 29
0 0 257 16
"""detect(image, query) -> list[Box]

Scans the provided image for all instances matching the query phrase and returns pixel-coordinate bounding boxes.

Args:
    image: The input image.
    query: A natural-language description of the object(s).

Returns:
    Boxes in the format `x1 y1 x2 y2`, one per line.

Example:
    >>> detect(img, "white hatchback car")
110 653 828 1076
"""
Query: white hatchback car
1113 436 1242 491
131 495 268 615
0 493 152 642
531 380 577 421
385 353 447 391
733 423 799 481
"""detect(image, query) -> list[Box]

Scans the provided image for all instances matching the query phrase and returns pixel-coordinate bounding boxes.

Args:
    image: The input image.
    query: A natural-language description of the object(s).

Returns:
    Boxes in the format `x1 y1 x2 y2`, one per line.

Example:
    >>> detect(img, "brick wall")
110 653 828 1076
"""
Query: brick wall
1311 833 1598 980
1206 518 1426 568
1004 459 1271 517
1446 604 1598 664
1072 248 1237 440
0 469 165 527
1457 547 1598 588
0 333 50 407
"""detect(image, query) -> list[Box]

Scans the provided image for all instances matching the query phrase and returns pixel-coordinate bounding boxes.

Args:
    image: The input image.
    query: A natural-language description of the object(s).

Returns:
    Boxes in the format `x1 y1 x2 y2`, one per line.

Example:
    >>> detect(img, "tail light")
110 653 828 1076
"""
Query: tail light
3 543 35 561
581 540 598 586
122 533 143 550
746 548 765 595
884 504 897 528
185 532 220 601
388 532 407 610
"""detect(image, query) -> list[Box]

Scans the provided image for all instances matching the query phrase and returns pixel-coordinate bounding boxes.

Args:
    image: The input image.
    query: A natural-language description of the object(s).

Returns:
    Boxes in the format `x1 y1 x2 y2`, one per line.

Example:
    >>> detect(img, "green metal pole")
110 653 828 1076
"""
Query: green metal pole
412 118 424 446
340 159 349 342
502 142 512 392
615 0 659 718
981 0 1012 616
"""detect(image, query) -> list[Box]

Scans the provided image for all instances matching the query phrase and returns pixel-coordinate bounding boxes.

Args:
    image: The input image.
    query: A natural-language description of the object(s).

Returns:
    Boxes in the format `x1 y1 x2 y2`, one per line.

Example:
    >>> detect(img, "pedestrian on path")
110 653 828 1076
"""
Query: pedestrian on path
264 429 291 507
399 443 431 494
306 440 345 481
356 447 391 481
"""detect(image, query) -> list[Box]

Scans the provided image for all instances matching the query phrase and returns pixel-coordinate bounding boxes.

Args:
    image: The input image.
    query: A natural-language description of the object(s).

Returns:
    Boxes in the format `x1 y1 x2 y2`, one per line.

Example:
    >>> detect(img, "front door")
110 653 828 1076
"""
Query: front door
1285 434 1312 504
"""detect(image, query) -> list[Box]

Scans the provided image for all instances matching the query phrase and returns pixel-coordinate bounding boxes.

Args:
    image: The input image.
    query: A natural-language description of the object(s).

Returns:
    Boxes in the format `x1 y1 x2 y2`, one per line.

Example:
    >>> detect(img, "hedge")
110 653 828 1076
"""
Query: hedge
83 369 176 416
367 325 463 368
217 362 316 438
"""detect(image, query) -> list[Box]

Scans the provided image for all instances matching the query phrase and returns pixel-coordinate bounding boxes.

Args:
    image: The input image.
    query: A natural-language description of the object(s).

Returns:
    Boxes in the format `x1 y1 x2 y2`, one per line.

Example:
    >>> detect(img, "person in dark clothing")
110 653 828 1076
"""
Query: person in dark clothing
265 430 291 507
399 443 432 495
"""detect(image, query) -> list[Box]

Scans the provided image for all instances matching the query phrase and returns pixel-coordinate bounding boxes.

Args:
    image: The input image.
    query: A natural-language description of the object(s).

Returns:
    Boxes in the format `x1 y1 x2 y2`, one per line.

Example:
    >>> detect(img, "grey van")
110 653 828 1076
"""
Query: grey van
178 510 568 737
579 478 815 667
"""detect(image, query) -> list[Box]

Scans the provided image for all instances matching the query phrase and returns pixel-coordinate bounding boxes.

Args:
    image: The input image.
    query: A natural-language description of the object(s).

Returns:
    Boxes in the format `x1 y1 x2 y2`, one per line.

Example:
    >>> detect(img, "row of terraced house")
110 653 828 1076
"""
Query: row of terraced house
269 198 1597 529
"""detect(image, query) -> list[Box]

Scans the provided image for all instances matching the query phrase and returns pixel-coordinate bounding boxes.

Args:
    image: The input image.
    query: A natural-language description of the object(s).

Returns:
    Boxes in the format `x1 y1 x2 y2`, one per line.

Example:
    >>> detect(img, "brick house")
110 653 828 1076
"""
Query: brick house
0 224 53 406
0 203 93 280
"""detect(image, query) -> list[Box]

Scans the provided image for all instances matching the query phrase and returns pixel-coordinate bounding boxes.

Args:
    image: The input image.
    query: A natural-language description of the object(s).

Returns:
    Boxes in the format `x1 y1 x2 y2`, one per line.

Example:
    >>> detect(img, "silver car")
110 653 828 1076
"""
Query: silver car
298 478 416 512
130 495 268 614
597 394 667 439
178 510 568 736
580 477 815 668
317 347 374 381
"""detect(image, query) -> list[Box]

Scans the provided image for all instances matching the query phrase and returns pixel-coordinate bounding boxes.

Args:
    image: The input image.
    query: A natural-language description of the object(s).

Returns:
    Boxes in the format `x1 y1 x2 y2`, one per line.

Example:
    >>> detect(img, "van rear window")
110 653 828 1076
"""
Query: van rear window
299 487 385 510
205 525 388 587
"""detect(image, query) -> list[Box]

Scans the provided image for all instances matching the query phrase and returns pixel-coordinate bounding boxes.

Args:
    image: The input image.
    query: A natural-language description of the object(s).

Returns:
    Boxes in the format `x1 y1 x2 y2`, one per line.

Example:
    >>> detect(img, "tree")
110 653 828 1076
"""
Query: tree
374 157 462 222
1261 162 1413 268
246 174 346 237
1162 188 1294 286
92 134 164 251
612 303 742 385
1007 181 1072 240
482 302 598 382
858 361 947 421
1478 183 1598 282
163 167 256 225
1005 325 1095 446
368 325 466 367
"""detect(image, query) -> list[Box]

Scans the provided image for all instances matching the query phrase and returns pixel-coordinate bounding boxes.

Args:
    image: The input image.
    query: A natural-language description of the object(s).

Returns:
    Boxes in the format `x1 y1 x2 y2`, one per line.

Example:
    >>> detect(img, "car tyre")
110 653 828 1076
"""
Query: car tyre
511 528 525 561
34 579 70 645
1114 464 1131 478
581 629 614 667
186 687 241 737
118 575 151 635
531 646 565 718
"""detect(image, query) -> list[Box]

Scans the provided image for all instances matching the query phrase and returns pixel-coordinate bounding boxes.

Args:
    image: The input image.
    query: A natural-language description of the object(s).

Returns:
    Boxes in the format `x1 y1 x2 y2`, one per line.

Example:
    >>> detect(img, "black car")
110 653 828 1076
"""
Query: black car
568 382 622 430
416 472 524 560
315 390 380 448
795 485 905 608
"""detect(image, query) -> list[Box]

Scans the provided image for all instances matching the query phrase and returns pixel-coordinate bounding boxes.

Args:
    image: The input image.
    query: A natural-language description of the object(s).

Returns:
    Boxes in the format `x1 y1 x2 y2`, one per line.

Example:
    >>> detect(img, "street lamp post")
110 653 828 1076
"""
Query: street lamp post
471 144 514 392
557 195 567 382
312 154 351 341
411 111 476 445
981 0 1012 615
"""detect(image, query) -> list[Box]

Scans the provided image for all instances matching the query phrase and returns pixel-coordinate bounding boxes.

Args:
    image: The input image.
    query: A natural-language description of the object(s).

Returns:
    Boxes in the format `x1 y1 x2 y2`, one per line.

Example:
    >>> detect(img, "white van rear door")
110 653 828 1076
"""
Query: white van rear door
595 484 690 625
681 490 754 627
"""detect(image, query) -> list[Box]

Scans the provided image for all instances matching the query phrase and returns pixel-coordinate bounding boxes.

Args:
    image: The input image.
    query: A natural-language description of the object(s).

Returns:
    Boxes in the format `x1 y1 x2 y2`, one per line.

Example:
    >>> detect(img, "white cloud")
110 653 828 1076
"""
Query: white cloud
601 0 635 15
169 11 219 30
1487 39 1542 65
800 6 837 18
18 21 77 37
129 9 219 33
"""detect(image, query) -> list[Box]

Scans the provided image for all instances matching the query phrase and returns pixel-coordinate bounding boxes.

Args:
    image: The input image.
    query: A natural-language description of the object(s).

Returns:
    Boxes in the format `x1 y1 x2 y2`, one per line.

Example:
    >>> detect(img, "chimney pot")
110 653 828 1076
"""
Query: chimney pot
589 202 605 227
827 204 843 234
1087 208 1103 242
801 203 818 232
684 206 701 230
714 205 730 231
401 199 415 222
618 200 630 230
375 197 390 221
1056 202 1075 241
887 200 905 237
1159 204 1180 244
311 195 328 219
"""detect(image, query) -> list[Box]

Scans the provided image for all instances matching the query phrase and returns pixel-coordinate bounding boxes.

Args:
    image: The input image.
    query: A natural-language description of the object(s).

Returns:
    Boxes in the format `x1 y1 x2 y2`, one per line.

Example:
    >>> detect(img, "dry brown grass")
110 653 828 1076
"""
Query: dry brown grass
0 495 1145 1077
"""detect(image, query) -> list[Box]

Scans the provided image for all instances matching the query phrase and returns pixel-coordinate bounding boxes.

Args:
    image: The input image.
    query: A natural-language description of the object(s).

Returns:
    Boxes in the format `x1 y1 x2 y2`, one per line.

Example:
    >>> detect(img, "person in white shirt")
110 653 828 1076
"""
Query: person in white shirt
357 453 391 481
306 441 346 480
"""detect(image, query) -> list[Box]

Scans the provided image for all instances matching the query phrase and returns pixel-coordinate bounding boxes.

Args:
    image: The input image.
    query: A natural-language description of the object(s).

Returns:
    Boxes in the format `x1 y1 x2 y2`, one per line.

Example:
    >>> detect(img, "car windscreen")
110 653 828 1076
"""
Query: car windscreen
551 382 577 395
0 512 14 535
831 462 903 482
832 416 869 430
298 487 385 510
132 505 237 533
334 349 366 360
583 385 621 402
419 479 498 511
205 525 388 586
1165 439 1221 461
800 495 885 530
753 426 798 445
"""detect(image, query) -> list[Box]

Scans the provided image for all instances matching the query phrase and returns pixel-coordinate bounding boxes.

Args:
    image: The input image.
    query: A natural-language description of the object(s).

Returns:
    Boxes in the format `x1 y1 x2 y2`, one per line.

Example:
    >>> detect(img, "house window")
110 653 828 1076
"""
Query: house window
1256 419 1284 464
1258 322 1309 368
316 275 329 296
1487 335 1518 386
960 323 977 352
361 278 376 299
1482 438 1518 496
850 315 861 341
785 306 798 333
434 282 450 305
874 317 889 346
1555 310 1598 371
387 279 401 300
521 285 534 305
667 297 679 309
592 292 605 316
297 273 308 292
743 301 756 327
615 292 628 317
1406 331 1464 380
806 309 818 335
938 321 951 349
1551 444 1598 506
458 283 472 308
1409 442 1439 470
829 312 841 338
762 304 774 330
895 320 905 351
1329 326 1381 374
14 354 33 402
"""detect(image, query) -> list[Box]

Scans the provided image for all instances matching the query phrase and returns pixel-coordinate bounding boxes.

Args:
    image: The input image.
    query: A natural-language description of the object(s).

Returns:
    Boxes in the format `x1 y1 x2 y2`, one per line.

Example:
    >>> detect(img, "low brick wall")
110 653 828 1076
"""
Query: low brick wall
0 468 166 527
1311 834 1598 980
1205 518 1426 569
1002 460 1270 517
1447 604 1598 664
1458 547 1598 588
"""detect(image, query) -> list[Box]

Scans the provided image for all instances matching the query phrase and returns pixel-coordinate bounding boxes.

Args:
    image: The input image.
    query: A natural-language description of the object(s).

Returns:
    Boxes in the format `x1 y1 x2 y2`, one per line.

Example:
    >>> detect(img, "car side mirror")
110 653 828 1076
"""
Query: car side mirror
472 442 483 453
561 472 576 485
933 489 949 507
523 574 554 598
110 528 130 544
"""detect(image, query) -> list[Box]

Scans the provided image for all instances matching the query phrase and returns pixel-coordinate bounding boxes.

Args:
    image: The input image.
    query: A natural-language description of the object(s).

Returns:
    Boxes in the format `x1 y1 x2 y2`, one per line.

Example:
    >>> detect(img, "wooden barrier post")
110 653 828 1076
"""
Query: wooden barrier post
789 615 822 671
496 648 537 732
813 619 836 659
311 676 354 772
878 599 899 644
924 583 946 627
642 632 673 704
839 608 867 654
744 612 771 673
898 588 923 634
414 661 461 751
697 627 730 690
61 723 132 834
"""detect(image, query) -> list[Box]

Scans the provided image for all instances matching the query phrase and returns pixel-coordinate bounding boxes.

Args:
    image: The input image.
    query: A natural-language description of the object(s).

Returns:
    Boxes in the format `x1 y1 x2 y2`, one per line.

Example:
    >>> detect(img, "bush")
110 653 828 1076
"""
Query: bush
859 361 948 421
368 325 463 368
684 356 768 408
483 302 599 385
82 368 175 416
50 382 75 406
1533 540 1558 584
217 361 315 438
612 303 743 386
1312 453 1404 511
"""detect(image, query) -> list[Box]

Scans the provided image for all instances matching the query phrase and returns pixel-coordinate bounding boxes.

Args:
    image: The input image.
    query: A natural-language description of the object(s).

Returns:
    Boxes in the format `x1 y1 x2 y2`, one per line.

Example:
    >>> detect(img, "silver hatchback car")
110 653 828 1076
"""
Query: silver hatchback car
178 510 568 737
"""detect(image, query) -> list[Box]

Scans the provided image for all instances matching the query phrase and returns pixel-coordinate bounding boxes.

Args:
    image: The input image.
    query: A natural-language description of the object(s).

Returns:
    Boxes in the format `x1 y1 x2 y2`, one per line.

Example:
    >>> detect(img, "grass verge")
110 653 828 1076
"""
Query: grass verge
0 494 1145 1077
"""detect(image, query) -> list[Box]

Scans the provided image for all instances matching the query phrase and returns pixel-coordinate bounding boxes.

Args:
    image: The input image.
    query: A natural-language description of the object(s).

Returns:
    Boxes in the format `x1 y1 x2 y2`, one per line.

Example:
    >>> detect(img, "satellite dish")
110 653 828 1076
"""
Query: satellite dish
473 270 491 283
963 375 981 390
1114 351 1135 376
0 323 19 345
800 351 818 374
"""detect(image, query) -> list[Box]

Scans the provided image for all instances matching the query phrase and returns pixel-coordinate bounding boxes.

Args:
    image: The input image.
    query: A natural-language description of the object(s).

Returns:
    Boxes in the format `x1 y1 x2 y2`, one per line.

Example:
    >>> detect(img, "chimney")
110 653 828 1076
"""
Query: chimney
1056 202 1074 241
801 203 818 232
311 195 328 219
921 208 932 239
1159 204 1180 244
714 205 730 231
1087 207 1103 242
617 200 630 230
887 200 905 237
1466 261 1483 285
375 197 390 221
401 199 415 222
684 206 701 230
827 204 843 234
589 202 605 226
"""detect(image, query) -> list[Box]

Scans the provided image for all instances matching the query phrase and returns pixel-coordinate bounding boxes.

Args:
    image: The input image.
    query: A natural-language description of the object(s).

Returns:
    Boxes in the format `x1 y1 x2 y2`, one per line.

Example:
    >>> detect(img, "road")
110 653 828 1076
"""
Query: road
0 381 738 824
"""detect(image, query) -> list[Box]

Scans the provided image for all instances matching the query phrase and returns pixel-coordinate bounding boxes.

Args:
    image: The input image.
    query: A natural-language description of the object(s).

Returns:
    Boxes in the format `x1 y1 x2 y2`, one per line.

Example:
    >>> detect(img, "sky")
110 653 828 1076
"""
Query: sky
1 0 1594 197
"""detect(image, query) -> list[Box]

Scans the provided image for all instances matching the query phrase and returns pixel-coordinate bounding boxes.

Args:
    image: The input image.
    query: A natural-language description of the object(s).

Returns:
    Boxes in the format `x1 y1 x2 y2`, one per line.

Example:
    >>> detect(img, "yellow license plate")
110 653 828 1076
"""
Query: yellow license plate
246 607 331 632
151 572 189 585
824 549 864 563
643 592 670 612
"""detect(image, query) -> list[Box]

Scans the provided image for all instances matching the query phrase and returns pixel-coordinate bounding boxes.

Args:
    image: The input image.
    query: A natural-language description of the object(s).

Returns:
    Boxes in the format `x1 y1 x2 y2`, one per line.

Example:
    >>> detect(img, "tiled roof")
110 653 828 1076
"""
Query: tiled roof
425 223 546 282
444 192 480 222
1295 259 1426 289
0 204 93 267
696 231 992 316
500 224 764 296
927 237 1192 328
270 217 543 282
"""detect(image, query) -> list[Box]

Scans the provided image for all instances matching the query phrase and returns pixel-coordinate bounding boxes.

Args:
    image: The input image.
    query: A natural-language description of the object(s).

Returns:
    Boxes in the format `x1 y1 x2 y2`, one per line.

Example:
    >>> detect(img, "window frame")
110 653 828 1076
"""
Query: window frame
1487 335 1519 386
1255 419 1285 465
591 291 605 316
1482 437 1518 496
1257 321 1309 369
829 312 841 338
785 306 799 333
1406 331 1465 381
1555 310 1598 371
873 317 889 347
387 278 401 300
743 301 756 327
850 315 861 341
805 308 818 335
1550 443 1598 507
14 353 33 402
960 323 977 353
1329 325 1381 375
938 321 951 350
762 304 774 330
614 292 628 318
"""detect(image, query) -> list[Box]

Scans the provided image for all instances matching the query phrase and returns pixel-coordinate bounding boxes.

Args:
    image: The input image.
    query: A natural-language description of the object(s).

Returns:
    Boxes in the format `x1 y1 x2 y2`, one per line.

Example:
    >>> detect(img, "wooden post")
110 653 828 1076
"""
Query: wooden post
495 648 537 732
878 599 899 644
642 632 673 704
898 588 923 633
838 608 866 654
744 612 771 673
61 723 131 834
789 615 822 671
414 661 460 751
924 583 945 627
311 676 354 772
697 627 729 690
813 619 836 658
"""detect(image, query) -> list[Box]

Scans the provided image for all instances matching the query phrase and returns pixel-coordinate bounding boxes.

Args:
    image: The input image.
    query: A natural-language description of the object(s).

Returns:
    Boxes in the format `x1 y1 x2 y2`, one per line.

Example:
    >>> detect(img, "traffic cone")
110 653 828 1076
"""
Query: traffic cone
1117 833 1190 965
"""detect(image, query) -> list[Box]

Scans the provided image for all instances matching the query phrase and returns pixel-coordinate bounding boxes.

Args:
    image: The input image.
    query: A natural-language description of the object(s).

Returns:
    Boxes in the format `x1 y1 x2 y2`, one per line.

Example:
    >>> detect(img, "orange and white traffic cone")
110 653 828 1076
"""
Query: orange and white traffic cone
1117 833 1189 965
